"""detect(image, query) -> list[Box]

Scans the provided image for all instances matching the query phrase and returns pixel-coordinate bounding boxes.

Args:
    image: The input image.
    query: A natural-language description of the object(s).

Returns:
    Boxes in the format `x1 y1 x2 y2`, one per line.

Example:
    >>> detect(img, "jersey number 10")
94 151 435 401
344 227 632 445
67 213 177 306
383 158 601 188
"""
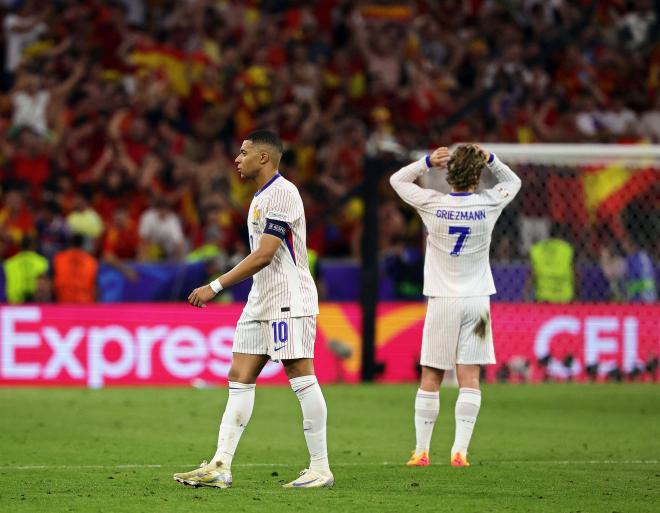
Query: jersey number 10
271 321 289 343
449 226 470 256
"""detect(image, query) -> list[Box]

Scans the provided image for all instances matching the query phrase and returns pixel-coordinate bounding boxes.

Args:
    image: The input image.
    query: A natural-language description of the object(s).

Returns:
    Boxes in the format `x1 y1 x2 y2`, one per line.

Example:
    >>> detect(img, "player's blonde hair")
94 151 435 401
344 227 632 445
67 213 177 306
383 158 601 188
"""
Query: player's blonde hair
446 144 487 191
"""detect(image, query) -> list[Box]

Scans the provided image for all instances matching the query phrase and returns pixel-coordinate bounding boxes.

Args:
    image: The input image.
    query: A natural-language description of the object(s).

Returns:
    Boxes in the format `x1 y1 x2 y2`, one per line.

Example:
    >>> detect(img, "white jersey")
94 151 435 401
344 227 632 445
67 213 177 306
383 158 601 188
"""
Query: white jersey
390 154 521 297
243 172 319 320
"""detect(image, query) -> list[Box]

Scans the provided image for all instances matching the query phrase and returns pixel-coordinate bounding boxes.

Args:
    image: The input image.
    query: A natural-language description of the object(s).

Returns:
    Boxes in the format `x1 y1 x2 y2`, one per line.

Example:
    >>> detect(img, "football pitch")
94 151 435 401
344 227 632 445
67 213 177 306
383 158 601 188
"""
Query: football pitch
1 384 658 513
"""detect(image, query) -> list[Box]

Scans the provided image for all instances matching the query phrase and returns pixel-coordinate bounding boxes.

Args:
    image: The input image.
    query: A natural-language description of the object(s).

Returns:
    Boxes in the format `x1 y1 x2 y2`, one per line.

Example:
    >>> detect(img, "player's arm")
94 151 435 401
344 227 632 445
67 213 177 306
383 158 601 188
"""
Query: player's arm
389 147 449 210
188 234 282 308
484 152 522 205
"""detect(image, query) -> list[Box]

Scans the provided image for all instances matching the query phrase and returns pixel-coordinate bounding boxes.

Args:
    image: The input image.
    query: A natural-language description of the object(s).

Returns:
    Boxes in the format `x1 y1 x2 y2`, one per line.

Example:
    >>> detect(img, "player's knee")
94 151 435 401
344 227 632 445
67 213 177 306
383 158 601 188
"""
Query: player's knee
457 378 480 390
227 368 257 384
420 366 443 391
456 366 480 389
282 358 315 379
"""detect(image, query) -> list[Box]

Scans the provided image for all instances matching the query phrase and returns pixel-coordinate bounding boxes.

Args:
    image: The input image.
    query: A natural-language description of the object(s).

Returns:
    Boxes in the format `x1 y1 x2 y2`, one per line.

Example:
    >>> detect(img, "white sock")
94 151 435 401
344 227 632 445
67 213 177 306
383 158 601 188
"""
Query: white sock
414 389 440 454
451 388 481 457
210 381 255 469
290 375 330 474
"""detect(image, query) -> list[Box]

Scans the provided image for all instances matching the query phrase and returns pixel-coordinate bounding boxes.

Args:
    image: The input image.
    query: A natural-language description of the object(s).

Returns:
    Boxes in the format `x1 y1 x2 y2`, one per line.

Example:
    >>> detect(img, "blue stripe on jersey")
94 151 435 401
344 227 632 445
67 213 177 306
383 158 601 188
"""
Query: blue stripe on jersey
255 172 281 196
264 218 288 239
449 192 473 196
285 227 296 264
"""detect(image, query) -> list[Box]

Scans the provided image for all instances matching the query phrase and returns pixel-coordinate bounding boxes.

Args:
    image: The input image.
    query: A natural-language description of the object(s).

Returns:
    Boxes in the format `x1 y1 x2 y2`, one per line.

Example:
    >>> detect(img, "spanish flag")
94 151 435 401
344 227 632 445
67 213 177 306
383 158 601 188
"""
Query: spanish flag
582 161 656 237
548 155 657 236
359 5 414 22
129 43 213 96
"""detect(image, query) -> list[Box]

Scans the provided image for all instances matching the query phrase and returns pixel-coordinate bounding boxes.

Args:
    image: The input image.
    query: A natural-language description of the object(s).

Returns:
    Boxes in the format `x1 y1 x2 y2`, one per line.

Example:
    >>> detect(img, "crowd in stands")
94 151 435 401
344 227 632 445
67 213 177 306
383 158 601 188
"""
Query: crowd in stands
0 0 657 303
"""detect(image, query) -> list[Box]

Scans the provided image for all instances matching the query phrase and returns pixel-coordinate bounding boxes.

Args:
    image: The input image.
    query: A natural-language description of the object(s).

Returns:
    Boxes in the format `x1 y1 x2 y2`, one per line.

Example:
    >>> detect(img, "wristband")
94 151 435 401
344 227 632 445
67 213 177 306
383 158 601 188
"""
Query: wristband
487 152 495 164
209 279 223 294
425 154 432 168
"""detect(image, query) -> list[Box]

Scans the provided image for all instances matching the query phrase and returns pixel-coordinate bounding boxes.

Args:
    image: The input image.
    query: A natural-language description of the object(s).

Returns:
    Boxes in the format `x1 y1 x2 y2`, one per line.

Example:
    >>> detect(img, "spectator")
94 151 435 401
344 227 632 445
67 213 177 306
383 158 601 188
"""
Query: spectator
639 95 660 142
528 223 577 303
1 127 52 202
3 235 48 303
35 201 70 260
101 206 139 281
351 10 407 95
599 96 638 141
2 0 48 80
53 233 98 303
622 239 657 304
384 239 424 300
574 96 603 141
10 60 85 136
0 188 35 258
138 197 185 261
66 191 104 250
600 242 627 301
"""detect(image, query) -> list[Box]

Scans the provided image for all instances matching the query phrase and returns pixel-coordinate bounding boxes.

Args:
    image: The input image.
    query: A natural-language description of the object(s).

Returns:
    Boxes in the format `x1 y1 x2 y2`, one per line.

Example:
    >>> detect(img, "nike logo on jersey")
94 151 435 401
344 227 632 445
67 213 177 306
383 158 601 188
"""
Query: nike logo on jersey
274 345 287 352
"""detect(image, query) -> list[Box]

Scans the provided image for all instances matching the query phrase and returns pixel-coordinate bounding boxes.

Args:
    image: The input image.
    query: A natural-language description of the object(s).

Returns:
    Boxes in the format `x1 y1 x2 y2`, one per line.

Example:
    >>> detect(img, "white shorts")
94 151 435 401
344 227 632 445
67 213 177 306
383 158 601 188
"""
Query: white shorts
233 311 316 362
420 296 495 370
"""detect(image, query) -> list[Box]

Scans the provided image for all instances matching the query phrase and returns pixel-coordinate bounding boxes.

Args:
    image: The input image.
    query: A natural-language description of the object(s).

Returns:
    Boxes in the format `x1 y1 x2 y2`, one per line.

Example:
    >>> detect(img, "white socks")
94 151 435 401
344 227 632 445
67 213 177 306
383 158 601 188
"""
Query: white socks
451 387 481 457
414 389 440 453
290 375 330 474
211 381 255 468
209 377 330 474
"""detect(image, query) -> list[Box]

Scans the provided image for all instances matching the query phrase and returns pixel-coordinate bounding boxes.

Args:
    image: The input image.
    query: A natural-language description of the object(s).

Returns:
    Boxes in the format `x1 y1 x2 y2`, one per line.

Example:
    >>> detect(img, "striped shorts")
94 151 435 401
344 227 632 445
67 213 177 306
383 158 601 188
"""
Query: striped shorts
420 296 495 370
233 311 316 362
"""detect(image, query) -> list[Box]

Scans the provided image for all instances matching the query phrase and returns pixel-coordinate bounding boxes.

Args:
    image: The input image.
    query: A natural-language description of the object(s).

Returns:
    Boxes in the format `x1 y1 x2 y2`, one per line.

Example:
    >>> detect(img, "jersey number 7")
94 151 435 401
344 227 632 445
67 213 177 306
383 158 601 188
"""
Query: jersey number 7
448 226 470 256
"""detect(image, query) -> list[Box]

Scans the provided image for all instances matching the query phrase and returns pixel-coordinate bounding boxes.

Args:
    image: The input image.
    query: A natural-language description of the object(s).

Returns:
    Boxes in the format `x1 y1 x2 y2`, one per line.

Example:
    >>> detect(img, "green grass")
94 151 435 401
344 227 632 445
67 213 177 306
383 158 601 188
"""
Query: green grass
1 384 659 513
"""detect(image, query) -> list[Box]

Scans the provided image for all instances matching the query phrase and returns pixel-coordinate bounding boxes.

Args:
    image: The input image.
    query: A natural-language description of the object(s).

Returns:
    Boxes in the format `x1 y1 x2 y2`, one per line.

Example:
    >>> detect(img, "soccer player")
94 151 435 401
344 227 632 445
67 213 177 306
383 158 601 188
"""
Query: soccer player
390 144 521 467
173 130 333 489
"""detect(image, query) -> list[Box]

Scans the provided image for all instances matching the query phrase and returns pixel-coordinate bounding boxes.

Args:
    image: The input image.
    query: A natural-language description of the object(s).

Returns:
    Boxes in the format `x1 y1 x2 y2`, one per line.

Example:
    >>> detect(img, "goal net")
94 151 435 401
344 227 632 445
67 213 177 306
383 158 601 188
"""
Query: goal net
415 144 660 304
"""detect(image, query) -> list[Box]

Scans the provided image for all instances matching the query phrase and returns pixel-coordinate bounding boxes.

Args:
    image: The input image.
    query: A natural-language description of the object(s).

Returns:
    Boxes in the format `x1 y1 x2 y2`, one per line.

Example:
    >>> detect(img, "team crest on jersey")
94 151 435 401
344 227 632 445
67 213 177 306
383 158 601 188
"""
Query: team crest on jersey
252 207 261 225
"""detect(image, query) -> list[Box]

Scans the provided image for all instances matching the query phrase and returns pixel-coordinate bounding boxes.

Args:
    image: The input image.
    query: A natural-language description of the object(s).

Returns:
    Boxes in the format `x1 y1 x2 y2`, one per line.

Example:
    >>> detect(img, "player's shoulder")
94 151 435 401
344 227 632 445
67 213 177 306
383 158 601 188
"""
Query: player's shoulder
475 187 514 205
270 175 302 200
275 174 299 191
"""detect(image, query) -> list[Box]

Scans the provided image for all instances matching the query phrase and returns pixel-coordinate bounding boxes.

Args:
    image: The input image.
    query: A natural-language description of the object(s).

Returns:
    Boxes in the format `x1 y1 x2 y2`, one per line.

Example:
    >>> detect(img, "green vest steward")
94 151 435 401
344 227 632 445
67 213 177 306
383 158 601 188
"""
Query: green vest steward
307 248 318 278
3 250 49 304
530 238 574 303
186 243 222 263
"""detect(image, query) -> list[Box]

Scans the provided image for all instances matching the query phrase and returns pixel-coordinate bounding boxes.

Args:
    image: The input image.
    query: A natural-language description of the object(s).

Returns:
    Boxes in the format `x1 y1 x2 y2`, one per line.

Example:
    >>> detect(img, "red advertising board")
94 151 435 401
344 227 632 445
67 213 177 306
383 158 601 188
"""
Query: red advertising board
0 303 658 387
374 303 660 382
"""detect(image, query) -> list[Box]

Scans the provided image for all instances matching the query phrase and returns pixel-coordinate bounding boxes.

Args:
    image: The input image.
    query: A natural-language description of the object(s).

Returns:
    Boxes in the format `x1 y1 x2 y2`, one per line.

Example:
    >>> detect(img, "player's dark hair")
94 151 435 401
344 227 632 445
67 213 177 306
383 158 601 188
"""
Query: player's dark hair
245 129 283 156
71 233 85 248
446 143 487 191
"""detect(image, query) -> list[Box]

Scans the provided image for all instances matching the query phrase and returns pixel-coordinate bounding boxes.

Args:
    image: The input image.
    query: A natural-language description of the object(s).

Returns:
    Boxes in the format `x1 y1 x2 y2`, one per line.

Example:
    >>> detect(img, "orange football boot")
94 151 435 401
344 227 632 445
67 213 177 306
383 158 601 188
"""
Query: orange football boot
450 451 470 467
406 450 430 467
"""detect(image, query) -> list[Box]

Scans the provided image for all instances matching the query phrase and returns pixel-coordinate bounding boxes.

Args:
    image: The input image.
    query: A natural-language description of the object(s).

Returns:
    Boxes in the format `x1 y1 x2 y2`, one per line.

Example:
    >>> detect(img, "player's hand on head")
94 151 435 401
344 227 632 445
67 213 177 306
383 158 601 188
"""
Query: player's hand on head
430 147 450 169
187 285 216 308
474 144 489 160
